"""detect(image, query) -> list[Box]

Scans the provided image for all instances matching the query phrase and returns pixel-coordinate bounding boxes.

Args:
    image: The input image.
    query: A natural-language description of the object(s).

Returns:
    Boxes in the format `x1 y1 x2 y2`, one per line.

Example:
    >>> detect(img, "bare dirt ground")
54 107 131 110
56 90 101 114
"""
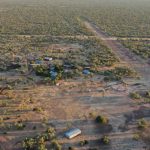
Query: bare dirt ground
0 23 150 150
1 76 149 150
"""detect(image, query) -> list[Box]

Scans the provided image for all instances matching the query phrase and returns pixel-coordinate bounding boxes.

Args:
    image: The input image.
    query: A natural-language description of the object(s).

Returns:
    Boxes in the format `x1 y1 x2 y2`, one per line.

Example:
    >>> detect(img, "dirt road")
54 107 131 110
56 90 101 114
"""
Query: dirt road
84 21 150 88
83 21 150 150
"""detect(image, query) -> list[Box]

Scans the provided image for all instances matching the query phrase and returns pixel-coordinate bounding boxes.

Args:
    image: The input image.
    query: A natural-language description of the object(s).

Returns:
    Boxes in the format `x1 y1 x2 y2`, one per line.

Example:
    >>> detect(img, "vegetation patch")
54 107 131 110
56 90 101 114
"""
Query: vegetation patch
22 127 61 150
138 119 148 130
121 40 150 59
129 90 150 104
130 92 141 99
80 140 89 146
101 135 110 145
133 133 140 141
101 67 137 81
95 115 109 124
0 0 150 37
88 42 119 67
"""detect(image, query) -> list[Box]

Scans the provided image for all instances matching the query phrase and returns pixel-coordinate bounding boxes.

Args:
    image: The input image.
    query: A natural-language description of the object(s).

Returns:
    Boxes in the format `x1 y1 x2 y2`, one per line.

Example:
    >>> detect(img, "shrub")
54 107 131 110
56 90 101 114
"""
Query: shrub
133 134 140 141
80 140 89 146
35 66 49 77
38 144 47 150
22 137 36 150
51 140 62 150
37 136 47 150
89 112 96 118
101 135 110 144
22 126 57 150
138 119 148 129
145 91 150 98
15 122 26 130
46 127 56 140
130 92 141 99
96 115 108 124
33 107 43 113
68 147 74 150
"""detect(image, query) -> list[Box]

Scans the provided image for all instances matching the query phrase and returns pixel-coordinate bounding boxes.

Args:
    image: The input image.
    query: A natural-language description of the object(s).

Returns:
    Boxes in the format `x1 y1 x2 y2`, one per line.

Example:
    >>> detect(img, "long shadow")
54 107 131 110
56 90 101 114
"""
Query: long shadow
74 95 129 108
124 106 150 124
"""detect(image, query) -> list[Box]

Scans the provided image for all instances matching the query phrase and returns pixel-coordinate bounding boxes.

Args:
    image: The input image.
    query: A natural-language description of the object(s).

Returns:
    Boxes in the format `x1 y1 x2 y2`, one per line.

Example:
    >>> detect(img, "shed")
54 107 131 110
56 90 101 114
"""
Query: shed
35 60 42 64
44 57 53 61
50 70 58 80
83 69 90 75
64 128 81 139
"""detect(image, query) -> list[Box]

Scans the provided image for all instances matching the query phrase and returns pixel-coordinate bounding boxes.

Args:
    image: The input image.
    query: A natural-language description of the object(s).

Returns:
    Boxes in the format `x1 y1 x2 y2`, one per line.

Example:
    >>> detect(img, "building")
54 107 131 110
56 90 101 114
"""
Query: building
83 69 90 75
44 57 53 61
64 128 81 139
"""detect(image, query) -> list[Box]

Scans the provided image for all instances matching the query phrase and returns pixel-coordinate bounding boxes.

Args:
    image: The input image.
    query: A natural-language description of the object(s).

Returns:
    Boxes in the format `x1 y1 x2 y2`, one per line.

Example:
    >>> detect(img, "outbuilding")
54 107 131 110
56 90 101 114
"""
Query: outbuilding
83 69 90 75
64 128 81 139
44 57 53 61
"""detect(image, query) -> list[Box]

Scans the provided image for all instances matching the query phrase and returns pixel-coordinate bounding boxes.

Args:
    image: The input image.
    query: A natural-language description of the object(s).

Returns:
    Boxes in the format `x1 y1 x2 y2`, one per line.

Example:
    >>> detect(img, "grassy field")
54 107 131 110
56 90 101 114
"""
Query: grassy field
0 35 119 68
0 0 150 37
120 39 150 59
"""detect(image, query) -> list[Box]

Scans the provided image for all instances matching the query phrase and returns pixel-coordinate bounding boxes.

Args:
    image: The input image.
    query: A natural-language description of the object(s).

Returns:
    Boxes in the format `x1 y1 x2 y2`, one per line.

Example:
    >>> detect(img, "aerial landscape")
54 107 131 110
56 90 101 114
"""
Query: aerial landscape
0 0 150 150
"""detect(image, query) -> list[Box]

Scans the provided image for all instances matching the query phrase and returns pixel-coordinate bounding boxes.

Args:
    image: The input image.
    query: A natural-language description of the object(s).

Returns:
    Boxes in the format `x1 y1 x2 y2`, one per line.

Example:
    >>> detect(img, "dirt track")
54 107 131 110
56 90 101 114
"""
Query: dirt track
84 21 150 88
83 21 150 150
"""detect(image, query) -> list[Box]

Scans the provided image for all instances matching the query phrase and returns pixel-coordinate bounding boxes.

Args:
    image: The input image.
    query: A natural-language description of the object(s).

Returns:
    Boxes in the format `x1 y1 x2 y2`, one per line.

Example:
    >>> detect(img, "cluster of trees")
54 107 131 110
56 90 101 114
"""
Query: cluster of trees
22 127 61 150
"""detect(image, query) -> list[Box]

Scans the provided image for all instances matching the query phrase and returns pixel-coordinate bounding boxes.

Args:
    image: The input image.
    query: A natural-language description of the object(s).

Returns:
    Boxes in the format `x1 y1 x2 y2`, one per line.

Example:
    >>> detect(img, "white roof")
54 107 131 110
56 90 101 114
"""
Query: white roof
64 128 81 139
44 57 53 61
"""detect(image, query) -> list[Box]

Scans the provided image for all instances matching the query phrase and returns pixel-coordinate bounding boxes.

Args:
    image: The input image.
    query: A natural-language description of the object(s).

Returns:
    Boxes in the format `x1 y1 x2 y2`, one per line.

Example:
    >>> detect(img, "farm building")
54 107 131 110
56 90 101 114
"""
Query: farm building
44 57 53 61
64 128 81 139
83 69 90 75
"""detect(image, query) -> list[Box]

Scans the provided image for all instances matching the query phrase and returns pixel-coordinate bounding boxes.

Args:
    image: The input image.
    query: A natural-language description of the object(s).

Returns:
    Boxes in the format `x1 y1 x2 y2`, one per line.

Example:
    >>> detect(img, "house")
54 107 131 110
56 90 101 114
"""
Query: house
63 62 76 69
35 60 42 65
64 128 81 139
44 57 53 61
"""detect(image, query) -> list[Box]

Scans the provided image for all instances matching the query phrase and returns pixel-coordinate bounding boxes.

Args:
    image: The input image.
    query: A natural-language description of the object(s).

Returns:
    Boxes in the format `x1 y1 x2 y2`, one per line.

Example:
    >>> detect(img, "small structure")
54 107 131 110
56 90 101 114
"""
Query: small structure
83 69 90 75
44 57 53 61
64 128 81 139
50 71 58 80
49 66 58 80
35 60 42 65
63 63 76 69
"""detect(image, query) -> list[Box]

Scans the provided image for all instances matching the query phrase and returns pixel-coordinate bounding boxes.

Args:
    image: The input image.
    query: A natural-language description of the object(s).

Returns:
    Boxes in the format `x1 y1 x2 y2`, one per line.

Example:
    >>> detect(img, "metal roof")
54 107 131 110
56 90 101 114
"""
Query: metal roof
64 128 81 139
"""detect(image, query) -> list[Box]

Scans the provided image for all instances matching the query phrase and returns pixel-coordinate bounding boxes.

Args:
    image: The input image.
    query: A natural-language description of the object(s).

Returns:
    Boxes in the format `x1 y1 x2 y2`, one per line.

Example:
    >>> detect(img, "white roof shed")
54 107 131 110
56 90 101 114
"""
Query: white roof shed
64 128 81 139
